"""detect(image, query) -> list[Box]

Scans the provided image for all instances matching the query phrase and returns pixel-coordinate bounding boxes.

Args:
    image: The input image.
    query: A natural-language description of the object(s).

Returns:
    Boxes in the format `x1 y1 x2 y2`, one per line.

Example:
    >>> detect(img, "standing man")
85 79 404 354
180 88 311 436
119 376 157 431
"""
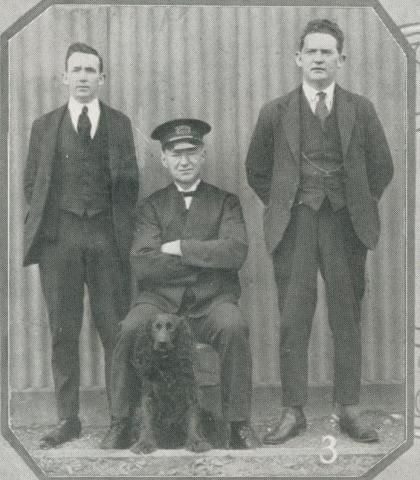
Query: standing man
246 19 393 444
101 119 261 450
24 43 139 448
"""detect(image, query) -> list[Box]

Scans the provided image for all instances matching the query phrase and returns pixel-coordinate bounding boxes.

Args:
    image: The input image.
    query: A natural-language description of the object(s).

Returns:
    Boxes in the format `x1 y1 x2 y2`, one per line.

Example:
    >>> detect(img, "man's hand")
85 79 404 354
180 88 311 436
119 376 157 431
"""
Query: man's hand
160 240 182 256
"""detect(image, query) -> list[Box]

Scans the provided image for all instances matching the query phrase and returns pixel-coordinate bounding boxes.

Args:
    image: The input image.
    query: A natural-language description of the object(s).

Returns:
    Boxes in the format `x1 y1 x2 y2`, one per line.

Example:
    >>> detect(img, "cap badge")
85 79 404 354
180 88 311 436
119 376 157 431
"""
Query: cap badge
175 125 192 135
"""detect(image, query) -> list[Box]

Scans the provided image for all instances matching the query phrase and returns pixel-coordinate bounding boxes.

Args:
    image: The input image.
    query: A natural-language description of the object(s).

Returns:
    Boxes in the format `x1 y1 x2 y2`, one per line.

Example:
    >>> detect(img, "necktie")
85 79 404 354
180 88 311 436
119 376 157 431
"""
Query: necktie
77 106 91 143
315 91 329 127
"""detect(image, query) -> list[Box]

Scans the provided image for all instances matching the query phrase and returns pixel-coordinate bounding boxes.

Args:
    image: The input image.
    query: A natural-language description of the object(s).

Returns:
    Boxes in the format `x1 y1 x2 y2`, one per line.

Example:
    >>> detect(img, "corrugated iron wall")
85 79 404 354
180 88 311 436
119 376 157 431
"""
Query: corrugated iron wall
8 4 407 391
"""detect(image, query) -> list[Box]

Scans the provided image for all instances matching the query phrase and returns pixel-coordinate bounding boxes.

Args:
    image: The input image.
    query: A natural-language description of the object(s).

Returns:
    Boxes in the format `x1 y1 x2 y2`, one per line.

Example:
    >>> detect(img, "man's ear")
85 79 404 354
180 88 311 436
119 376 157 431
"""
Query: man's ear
337 53 346 69
62 71 69 86
200 147 207 164
98 72 105 86
295 51 303 68
161 150 168 169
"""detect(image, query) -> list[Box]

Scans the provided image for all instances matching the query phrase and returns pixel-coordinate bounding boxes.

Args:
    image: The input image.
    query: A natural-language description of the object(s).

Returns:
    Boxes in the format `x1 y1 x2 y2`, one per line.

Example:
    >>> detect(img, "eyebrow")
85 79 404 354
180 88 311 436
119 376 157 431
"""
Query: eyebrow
71 66 98 72
304 48 334 53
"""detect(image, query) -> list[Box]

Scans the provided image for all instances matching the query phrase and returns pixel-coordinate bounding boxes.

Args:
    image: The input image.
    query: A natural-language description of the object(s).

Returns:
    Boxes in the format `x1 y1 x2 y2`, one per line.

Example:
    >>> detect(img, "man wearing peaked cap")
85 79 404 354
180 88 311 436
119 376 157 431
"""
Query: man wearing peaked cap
101 118 261 450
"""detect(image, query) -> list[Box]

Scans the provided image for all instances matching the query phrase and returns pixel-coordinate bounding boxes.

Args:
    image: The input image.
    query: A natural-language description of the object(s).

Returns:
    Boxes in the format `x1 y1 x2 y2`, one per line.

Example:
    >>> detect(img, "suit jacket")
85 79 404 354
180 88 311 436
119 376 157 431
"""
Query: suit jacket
23 101 139 266
130 181 248 315
246 85 394 253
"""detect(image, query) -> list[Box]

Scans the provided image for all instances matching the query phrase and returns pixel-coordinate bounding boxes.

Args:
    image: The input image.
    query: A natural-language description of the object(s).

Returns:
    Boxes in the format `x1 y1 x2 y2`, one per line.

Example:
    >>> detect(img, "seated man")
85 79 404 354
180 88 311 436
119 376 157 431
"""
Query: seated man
101 118 261 450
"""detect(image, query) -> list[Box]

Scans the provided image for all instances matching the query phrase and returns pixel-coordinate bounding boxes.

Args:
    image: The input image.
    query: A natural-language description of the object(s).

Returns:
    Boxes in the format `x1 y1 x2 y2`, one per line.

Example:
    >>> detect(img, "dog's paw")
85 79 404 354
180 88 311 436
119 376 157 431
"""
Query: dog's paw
130 438 158 454
186 435 212 453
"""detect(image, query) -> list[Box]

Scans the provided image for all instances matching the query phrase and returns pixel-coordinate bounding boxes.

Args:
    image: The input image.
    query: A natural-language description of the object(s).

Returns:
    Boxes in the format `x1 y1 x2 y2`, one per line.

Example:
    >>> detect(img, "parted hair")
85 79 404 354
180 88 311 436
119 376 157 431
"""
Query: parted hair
299 19 344 54
65 42 104 72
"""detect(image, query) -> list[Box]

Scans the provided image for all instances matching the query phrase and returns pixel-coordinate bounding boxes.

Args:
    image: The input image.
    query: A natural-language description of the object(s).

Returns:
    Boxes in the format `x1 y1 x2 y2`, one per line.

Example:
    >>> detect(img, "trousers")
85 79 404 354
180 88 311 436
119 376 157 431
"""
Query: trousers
109 301 252 422
272 201 367 406
38 210 129 420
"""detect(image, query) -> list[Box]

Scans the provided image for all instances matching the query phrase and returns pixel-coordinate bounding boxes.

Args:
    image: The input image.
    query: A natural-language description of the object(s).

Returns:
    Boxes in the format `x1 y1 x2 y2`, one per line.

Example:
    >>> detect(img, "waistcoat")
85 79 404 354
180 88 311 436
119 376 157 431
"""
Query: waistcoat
57 109 111 216
297 92 345 211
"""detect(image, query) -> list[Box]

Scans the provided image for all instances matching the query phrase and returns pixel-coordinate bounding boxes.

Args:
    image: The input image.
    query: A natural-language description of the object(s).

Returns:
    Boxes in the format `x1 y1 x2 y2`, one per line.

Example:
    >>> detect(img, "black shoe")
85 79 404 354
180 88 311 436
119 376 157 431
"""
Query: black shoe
339 414 379 443
263 407 307 445
229 422 262 449
100 418 132 449
39 417 81 449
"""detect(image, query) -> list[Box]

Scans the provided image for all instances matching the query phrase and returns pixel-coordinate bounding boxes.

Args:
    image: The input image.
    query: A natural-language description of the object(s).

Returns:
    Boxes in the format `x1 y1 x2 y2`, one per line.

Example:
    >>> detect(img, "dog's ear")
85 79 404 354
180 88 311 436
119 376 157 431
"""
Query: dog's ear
131 320 154 377
173 317 194 352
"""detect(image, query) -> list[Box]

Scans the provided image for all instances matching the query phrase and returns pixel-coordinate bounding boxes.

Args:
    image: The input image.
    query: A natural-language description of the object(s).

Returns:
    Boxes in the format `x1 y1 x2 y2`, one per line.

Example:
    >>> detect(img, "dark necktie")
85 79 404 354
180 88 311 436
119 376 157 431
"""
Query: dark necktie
77 106 91 143
315 91 329 127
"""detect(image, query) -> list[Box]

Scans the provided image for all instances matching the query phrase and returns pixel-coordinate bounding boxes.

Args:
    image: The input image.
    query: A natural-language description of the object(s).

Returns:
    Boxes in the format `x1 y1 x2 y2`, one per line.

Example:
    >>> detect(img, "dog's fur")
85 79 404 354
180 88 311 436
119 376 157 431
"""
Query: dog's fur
130 313 212 454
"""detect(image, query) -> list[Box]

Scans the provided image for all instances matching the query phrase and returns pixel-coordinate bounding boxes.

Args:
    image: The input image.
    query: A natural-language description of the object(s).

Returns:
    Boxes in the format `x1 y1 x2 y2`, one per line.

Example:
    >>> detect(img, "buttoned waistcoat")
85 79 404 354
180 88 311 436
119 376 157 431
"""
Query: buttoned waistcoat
246 85 394 253
23 101 139 266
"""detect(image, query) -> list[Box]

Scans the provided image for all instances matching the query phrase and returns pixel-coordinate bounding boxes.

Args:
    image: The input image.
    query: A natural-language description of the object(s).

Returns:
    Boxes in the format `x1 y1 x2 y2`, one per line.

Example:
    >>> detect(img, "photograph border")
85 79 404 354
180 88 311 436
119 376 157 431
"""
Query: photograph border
0 1 416 479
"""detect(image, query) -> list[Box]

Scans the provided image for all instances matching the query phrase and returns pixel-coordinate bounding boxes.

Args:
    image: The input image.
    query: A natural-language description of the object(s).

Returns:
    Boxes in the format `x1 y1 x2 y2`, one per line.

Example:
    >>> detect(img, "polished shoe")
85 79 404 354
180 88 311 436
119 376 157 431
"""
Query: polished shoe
39 417 81 449
100 418 132 449
263 407 307 445
229 422 262 449
339 414 379 443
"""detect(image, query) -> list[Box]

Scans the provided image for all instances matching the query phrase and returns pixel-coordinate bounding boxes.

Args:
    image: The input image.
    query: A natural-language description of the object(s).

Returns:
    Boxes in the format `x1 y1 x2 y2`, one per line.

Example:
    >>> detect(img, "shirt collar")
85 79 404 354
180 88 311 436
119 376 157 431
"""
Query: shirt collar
68 97 100 136
302 81 335 111
174 179 201 193
68 96 100 117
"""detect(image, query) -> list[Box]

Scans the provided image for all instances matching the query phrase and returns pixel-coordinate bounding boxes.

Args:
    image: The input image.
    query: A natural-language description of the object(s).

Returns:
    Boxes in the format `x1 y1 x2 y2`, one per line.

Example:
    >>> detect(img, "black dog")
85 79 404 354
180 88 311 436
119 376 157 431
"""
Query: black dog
130 313 212 454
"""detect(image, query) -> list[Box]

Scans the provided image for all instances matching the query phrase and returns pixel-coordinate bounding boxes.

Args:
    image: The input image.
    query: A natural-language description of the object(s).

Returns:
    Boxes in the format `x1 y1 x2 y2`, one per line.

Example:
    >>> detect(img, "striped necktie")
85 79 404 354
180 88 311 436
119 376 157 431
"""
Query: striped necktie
315 91 329 127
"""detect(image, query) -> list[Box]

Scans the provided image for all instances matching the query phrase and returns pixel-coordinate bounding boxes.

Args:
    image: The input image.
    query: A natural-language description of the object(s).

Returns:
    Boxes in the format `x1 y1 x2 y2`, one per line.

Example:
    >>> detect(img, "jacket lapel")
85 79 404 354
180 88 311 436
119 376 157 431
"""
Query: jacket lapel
40 104 67 177
100 102 119 177
281 87 301 165
335 85 355 160
183 181 212 237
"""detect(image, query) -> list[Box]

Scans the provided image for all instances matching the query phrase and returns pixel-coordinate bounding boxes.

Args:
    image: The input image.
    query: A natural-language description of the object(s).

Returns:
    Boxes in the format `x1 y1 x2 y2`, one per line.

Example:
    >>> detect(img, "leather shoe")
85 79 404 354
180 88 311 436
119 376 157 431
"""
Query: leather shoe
339 414 379 443
263 408 307 445
229 422 262 449
100 418 132 449
39 417 81 449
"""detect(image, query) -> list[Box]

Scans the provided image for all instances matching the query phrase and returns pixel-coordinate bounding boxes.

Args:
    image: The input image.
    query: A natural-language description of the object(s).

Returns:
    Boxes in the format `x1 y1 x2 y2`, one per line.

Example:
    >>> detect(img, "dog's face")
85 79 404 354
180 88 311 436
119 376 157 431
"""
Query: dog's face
151 314 182 353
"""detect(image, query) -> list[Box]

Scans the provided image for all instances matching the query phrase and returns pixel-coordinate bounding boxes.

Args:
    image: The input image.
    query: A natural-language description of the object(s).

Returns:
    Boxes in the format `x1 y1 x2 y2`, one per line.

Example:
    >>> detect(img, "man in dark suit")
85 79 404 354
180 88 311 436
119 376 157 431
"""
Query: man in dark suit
23 43 139 448
246 19 393 444
101 119 261 450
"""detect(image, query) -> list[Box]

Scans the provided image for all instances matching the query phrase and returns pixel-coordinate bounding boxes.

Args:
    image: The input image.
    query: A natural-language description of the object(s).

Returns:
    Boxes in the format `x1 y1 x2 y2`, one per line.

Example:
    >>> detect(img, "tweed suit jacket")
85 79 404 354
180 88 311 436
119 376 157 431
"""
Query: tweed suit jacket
246 85 394 253
23 101 139 266
130 181 249 315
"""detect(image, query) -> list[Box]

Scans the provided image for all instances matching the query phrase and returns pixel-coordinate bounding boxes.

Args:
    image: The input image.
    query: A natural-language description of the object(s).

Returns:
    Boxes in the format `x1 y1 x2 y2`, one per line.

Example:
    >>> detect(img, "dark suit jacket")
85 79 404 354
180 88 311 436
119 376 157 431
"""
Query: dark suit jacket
246 85 394 253
23 101 139 266
130 181 248 315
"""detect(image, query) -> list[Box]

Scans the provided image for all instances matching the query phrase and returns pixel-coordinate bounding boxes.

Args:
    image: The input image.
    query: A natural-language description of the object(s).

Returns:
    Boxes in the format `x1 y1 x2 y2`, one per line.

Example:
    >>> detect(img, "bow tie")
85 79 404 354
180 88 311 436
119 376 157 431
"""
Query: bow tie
180 191 198 197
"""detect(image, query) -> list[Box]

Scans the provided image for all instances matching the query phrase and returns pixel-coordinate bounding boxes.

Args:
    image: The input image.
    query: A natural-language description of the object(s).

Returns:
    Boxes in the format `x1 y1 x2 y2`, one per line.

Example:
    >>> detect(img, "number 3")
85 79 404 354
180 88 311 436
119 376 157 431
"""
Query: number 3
319 435 338 464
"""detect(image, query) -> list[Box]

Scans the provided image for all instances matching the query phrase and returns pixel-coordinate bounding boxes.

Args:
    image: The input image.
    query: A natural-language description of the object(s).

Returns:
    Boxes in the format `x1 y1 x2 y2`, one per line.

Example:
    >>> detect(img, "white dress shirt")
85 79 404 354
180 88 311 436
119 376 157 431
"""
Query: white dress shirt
68 97 100 138
302 82 335 114
175 179 201 210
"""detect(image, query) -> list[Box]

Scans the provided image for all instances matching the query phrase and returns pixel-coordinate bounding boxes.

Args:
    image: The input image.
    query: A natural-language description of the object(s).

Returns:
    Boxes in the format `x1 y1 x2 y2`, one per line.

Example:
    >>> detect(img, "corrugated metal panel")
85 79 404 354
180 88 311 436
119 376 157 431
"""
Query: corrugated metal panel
8 5 408 391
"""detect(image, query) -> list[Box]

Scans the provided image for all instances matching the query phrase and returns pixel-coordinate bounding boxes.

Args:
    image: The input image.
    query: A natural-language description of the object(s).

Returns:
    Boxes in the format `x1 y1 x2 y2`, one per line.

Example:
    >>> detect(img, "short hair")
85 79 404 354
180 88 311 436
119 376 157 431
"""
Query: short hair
299 19 344 54
65 42 103 73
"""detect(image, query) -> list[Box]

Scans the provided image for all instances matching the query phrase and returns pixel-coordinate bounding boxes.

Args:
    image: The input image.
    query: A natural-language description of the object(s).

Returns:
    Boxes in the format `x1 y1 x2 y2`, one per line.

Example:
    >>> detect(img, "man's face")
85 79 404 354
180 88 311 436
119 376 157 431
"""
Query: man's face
63 52 104 103
161 144 205 188
295 32 345 89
